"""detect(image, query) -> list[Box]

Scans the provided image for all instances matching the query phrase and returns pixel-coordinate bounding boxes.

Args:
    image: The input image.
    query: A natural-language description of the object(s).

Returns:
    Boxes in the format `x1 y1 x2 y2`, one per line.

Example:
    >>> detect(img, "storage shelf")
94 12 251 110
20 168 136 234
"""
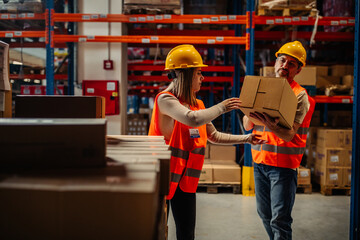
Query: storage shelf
254 15 355 26
128 65 234 72
53 34 248 45
10 74 68 80
0 13 45 20
0 31 45 38
128 75 233 83
313 95 353 104
255 31 354 41
53 13 247 24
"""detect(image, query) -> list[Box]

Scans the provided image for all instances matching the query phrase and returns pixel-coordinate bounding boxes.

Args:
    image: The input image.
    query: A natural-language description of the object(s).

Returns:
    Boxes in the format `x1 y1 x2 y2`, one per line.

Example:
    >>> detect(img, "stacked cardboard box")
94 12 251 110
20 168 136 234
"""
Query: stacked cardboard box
314 129 352 186
261 66 317 86
0 135 171 240
298 166 311 185
199 144 241 185
127 113 149 135
123 0 181 14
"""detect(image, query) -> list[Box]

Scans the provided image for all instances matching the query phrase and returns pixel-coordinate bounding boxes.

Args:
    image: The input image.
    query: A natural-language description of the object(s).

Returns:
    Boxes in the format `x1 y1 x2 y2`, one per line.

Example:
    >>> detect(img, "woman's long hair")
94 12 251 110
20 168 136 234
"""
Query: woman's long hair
167 68 198 107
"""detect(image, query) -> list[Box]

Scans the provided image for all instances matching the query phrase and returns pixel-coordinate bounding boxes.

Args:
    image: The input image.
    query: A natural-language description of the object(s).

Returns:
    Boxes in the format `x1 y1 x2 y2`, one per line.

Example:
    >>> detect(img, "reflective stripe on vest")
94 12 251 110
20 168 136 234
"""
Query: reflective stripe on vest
251 144 306 155
148 91 207 200
170 146 189 160
254 125 309 135
251 81 315 169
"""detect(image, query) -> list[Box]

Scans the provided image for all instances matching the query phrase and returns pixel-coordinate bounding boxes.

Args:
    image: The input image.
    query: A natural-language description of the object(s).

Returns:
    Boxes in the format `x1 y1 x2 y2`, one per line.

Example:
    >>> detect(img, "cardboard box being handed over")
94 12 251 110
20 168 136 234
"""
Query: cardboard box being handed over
239 76 298 129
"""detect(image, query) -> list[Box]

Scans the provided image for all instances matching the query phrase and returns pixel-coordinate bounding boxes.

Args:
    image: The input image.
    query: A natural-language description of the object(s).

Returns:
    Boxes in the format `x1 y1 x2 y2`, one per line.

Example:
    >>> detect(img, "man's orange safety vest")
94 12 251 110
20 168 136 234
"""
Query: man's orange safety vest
251 80 315 169
149 92 207 200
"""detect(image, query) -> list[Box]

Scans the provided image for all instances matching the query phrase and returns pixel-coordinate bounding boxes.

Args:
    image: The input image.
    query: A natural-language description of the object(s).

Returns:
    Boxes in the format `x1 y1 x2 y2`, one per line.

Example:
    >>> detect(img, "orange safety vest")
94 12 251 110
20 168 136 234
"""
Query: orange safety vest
251 80 315 169
149 91 207 200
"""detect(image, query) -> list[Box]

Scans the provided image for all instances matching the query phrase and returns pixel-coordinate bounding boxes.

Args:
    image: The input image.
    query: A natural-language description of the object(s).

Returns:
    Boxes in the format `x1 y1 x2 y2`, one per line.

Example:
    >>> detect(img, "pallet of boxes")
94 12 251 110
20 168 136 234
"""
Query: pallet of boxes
313 129 352 196
199 144 241 194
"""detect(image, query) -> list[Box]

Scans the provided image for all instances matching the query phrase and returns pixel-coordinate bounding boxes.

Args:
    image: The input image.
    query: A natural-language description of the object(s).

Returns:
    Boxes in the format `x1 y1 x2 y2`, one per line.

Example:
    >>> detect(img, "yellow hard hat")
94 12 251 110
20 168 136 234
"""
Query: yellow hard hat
275 41 306 67
165 44 208 70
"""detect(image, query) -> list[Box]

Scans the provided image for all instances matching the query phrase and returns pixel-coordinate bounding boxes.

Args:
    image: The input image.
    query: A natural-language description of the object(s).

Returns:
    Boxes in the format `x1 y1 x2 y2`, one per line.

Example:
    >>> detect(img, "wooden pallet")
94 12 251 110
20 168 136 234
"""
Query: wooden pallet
320 185 351 196
197 184 241 194
297 184 312 194
257 6 317 17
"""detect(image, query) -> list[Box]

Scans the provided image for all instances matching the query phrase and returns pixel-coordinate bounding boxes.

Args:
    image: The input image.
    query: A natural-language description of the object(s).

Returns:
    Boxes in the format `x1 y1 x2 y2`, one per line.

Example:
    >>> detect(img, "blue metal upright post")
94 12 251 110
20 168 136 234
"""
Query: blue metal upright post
350 0 360 239
241 0 255 196
231 0 242 135
67 0 75 95
46 0 54 95
244 0 255 167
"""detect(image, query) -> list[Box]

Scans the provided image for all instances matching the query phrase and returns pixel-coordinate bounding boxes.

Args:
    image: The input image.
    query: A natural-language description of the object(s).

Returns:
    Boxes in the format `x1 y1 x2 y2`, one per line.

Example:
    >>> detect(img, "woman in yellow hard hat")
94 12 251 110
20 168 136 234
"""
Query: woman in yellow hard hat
149 44 264 240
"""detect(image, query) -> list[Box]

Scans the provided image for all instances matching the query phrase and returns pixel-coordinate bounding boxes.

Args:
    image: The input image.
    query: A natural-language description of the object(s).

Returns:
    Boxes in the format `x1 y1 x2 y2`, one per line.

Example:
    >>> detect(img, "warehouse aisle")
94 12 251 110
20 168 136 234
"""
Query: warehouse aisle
168 193 350 240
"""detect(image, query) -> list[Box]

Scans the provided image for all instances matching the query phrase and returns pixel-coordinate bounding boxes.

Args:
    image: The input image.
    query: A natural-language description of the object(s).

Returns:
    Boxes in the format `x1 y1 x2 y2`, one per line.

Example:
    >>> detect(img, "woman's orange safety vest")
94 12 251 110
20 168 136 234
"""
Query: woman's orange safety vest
251 80 315 169
148 92 207 200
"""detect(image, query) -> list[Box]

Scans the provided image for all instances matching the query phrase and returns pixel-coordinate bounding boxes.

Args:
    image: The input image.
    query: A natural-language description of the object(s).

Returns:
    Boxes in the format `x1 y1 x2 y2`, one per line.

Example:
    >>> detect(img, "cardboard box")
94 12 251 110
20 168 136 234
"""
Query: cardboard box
314 164 342 186
316 76 341 88
199 162 213 184
259 0 287 7
0 167 160 240
0 118 107 169
204 143 210 159
15 96 106 118
342 75 354 87
344 149 353 167
262 66 275 77
342 167 351 186
330 65 354 77
209 144 236 161
305 144 317 168
298 166 311 185
316 146 350 167
239 76 298 129
294 67 317 86
308 65 329 76
124 0 180 4
211 160 241 184
262 66 317 86
317 128 352 149
307 127 322 146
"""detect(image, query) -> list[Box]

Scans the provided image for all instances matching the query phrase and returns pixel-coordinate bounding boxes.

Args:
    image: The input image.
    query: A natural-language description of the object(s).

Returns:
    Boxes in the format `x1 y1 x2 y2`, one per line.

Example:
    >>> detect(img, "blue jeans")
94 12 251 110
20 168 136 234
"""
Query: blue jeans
254 162 298 240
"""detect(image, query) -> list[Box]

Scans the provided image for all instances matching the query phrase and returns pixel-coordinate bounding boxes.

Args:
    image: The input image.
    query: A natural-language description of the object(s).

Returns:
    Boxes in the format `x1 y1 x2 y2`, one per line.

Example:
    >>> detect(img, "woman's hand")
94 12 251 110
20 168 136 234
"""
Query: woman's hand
248 134 267 145
221 98 242 112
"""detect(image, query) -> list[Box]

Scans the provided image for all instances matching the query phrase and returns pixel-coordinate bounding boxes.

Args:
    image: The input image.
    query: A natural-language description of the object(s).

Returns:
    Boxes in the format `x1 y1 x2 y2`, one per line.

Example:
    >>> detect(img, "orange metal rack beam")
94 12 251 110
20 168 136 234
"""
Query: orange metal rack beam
0 13 45 20
10 74 68 80
53 13 247 24
254 15 355 26
128 75 233 83
0 31 45 38
128 65 235 72
313 95 353 104
53 34 247 45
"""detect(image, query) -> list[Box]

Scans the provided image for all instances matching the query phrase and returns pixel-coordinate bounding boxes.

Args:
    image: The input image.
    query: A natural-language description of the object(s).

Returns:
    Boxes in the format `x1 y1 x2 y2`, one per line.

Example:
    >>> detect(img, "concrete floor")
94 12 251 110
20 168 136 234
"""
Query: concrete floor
168 193 350 240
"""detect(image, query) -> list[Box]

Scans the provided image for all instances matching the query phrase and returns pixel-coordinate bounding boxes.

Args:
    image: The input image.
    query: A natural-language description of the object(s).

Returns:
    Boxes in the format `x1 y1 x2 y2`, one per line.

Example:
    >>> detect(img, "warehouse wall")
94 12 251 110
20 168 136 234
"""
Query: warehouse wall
78 0 126 134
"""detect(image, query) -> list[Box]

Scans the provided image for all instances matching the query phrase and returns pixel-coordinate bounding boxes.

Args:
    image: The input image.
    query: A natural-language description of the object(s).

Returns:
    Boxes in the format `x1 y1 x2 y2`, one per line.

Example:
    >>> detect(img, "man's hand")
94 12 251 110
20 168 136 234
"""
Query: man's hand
250 111 298 142
250 112 280 130
249 134 267 145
